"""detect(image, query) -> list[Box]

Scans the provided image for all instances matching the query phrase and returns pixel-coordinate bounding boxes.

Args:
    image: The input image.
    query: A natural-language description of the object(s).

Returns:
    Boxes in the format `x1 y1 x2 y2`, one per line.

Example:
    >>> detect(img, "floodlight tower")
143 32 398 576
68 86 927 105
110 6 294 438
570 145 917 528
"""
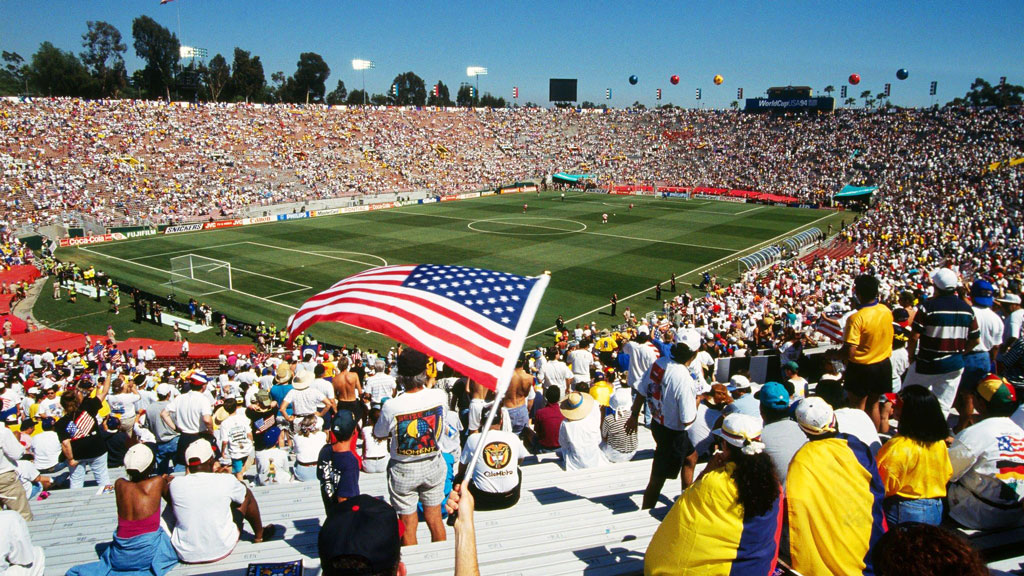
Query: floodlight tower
467 66 488 98
352 59 375 105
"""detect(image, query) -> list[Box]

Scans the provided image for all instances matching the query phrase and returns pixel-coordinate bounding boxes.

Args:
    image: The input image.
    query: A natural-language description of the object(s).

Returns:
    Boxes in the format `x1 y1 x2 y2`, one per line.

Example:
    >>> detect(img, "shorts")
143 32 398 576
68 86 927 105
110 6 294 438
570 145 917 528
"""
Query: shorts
844 358 893 397
231 458 246 474
958 352 991 401
507 404 530 434
650 421 692 480
387 456 447 515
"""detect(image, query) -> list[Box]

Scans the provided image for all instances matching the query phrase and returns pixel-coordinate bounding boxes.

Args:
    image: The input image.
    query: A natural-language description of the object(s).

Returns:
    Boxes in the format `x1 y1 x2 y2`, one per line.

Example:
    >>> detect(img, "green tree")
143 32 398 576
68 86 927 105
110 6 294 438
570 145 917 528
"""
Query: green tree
230 48 266 102
286 52 330 103
269 70 286 102
631 100 646 110
844 97 856 107
81 21 127 98
345 89 367 105
206 53 230 102
389 71 426 106
0 51 27 95
426 80 452 106
823 85 835 97
948 77 1024 108
456 84 476 107
730 100 739 110
28 42 90 96
479 92 506 108
859 89 872 108
326 79 347 105
369 92 389 106
132 15 179 100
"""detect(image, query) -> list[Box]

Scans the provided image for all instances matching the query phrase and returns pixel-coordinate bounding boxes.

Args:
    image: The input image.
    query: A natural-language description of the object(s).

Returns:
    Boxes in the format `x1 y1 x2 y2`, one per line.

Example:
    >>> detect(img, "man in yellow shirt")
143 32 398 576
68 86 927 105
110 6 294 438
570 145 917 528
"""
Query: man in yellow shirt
843 274 893 432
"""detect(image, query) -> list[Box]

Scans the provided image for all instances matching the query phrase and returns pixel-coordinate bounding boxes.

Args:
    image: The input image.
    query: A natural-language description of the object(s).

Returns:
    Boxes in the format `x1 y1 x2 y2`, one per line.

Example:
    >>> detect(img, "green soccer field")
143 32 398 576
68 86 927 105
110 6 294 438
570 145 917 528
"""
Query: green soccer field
43 192 844 349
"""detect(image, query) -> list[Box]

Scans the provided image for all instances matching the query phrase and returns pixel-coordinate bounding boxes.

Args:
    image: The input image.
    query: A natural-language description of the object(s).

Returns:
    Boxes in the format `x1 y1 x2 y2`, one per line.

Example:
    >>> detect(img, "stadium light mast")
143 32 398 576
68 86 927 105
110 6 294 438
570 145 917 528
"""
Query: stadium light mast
352 59 375 105
467 66 488 97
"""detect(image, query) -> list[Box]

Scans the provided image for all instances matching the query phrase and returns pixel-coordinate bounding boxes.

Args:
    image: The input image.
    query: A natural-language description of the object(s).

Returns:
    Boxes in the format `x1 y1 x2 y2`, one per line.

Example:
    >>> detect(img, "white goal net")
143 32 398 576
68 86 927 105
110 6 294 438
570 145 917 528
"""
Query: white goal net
168 254 233 295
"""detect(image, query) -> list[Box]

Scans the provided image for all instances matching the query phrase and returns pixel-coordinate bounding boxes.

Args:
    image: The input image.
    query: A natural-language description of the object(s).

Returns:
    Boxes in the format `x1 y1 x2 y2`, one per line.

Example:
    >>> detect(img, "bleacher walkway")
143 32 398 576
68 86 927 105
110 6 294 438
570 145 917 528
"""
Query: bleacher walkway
29 428 681 576
27 426 1024 575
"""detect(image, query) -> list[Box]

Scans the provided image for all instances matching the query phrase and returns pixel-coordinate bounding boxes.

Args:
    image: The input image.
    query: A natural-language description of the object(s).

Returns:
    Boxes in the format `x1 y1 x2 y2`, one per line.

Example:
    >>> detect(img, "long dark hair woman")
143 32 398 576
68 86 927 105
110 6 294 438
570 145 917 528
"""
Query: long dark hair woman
645 413 783 575
66 444 179 576
876 385 952 526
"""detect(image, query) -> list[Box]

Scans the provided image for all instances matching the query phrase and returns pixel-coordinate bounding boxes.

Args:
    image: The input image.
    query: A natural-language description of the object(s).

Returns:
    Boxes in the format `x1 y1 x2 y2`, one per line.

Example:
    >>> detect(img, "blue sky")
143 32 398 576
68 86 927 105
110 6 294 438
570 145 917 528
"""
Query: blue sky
1 0 1021 108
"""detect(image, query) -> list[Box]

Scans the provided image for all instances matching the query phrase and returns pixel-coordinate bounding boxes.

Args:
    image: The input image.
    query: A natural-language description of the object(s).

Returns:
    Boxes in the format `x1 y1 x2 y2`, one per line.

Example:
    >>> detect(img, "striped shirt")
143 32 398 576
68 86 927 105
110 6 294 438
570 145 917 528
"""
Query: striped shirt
912 294 979 374
601 413 638 454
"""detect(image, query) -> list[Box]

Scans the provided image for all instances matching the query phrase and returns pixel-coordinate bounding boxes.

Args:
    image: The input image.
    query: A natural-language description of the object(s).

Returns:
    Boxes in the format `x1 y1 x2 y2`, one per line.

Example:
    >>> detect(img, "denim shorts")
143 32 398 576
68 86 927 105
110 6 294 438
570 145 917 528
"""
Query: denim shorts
883 496 943 527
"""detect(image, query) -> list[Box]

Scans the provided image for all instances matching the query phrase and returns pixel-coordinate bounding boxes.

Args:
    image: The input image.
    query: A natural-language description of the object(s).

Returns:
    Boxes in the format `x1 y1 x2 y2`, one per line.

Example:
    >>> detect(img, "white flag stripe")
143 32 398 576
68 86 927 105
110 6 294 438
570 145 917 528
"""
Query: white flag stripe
289 286 512 356
303 301 505 376
327 268 415 290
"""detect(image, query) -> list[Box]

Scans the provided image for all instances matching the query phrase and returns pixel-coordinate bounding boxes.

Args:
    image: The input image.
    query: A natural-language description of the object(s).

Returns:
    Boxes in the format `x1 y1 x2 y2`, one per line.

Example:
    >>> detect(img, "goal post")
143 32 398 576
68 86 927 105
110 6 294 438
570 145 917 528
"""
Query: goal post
169 254 233 294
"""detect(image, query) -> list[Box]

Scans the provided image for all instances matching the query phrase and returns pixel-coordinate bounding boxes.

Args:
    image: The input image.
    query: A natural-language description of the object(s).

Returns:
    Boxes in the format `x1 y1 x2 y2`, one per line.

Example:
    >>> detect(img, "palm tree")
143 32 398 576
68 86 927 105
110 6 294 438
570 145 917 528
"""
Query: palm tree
860 90 872 108
876 92 887 108
844 97 856 107
730 100 739 110
824 85 835 97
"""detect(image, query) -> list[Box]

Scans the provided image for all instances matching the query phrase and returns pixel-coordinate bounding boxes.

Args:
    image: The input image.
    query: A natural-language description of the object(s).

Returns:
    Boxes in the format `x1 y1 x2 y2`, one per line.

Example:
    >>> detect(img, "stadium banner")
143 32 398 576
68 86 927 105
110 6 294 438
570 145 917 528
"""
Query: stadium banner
458 192 482 200
522 185 538 193
662 192 689 198
419 197 438 204
277 212 310 221
120 229 157 239
745 97 835 112
317 208 342 215
163 223 204 235
440 195 460 202
204 219 244 230
242 216 275 225
108 225 154 235
59 232 126 247
340 205 370 214
481 191 495 196
693 194 746 203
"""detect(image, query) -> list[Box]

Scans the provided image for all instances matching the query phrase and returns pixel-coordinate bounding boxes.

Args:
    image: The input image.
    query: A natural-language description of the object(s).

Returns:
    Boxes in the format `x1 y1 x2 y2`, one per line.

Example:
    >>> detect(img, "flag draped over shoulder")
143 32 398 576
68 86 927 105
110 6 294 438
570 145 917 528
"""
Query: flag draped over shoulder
287 264 549 392
814 315 845 343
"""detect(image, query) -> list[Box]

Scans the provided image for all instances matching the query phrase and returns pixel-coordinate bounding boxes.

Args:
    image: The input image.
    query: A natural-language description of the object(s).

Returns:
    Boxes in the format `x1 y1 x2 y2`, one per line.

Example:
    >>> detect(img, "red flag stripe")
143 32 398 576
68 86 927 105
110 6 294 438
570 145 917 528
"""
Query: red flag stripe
309 304 508 382
290 297 506 367
325 311 499 387
289 284 513 348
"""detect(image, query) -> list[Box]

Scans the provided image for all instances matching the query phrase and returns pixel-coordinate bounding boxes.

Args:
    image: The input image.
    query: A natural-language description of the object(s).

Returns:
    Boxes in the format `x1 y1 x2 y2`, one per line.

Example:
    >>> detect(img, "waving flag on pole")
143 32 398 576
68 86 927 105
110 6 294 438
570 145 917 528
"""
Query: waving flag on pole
287 264 550 392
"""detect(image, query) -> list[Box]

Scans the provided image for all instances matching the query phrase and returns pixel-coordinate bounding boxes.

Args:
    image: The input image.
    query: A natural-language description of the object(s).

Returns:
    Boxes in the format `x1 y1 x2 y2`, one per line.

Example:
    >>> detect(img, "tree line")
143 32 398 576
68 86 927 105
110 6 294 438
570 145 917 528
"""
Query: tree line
0 16 507 107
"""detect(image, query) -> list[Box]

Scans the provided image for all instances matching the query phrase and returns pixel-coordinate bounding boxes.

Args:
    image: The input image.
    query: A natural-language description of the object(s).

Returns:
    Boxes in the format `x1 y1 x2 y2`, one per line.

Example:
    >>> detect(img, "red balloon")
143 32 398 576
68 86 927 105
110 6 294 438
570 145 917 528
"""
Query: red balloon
849 73 861 85
670 75 680 85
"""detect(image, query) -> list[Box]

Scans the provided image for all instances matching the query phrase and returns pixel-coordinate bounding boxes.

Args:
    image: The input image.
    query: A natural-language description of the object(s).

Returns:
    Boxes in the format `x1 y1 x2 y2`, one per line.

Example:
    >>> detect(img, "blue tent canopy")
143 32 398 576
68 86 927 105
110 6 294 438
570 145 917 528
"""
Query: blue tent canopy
834 185 879 199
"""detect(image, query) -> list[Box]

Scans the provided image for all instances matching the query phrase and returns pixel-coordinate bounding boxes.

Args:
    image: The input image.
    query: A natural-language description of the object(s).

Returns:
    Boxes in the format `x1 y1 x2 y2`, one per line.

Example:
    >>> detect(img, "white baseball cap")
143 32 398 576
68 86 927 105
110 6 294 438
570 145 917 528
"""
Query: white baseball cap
124 444 155 474
930 268 959 290
795 397 837 436
184 438 215 466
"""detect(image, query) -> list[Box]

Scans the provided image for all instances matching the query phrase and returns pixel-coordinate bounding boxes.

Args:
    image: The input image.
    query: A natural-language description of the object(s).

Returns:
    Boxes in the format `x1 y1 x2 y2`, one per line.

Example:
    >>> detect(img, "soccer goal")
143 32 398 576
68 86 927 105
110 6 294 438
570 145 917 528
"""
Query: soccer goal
168 254 233 295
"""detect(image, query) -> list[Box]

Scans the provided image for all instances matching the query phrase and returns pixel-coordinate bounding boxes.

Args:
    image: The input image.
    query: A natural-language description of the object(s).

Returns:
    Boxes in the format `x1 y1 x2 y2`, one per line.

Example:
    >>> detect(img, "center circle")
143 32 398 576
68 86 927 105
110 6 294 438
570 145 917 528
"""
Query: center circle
467 217 588 236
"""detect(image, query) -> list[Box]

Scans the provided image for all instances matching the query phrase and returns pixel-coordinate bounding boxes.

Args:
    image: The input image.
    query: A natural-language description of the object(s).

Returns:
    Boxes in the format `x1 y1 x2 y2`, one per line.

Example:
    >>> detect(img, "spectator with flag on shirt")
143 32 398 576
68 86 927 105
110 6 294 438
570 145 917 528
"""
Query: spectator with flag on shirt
56 372 114 494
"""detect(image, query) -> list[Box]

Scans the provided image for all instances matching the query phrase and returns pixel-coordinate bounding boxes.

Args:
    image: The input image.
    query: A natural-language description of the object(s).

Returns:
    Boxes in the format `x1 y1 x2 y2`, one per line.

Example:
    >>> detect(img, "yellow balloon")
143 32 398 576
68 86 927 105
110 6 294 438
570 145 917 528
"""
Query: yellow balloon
713 75 724 85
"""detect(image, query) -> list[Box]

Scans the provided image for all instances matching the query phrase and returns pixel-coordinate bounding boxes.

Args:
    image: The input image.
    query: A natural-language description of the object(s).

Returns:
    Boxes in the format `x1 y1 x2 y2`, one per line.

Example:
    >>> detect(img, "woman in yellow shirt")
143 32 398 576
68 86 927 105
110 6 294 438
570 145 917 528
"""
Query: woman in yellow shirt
876 385 953 526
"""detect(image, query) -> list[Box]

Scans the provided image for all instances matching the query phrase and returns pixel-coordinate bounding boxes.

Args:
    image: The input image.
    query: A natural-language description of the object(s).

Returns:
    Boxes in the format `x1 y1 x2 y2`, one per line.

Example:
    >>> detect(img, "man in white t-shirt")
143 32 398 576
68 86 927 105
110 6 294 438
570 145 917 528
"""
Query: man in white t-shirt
105 378 141 433
459 405 525 511
566 342 594 385
218 399 253 481
558 392 605 472
626 335 701 509
537 348 574 398
161 374 214 465
997 293 1022 348
0 510 44 576
623 332 660 391
29 419 63 474
364 360 397 404
168 439 276 563
947 375 1024 530
281 371 334 424
372 349 448 546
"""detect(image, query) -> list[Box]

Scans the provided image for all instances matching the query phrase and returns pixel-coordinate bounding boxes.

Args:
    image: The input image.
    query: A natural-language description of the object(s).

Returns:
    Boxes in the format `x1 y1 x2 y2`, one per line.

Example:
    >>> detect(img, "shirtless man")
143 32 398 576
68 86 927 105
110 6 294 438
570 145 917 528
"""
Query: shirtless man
467 380 492 434
502 355 535 437
332 356 365 423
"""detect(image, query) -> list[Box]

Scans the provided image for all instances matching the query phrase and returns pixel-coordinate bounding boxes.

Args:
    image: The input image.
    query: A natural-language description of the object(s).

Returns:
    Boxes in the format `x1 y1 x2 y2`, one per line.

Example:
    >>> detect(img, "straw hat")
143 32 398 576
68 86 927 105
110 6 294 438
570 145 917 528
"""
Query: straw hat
292 369 313 391
275 362 293 384
560 392 595 422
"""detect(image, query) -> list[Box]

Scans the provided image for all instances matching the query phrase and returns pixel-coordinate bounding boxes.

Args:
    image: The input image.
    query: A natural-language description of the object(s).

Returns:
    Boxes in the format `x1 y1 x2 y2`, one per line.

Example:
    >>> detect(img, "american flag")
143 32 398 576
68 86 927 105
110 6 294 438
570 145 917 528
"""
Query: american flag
66 410 96 440
287 264 549 392
814 315 845 343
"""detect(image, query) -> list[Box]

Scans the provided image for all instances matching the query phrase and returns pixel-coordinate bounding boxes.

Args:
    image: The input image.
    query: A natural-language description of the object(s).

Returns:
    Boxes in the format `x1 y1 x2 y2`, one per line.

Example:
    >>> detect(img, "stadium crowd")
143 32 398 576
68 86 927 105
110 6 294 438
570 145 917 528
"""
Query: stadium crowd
0 101 1023 575
4 99 1022 228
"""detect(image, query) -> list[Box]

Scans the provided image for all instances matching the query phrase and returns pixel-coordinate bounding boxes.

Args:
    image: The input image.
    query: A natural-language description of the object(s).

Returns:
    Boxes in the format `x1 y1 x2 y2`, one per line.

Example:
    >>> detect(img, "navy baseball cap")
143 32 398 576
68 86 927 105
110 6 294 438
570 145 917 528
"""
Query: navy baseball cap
331 409 358 440
971 279 995 307
318 495 401 574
